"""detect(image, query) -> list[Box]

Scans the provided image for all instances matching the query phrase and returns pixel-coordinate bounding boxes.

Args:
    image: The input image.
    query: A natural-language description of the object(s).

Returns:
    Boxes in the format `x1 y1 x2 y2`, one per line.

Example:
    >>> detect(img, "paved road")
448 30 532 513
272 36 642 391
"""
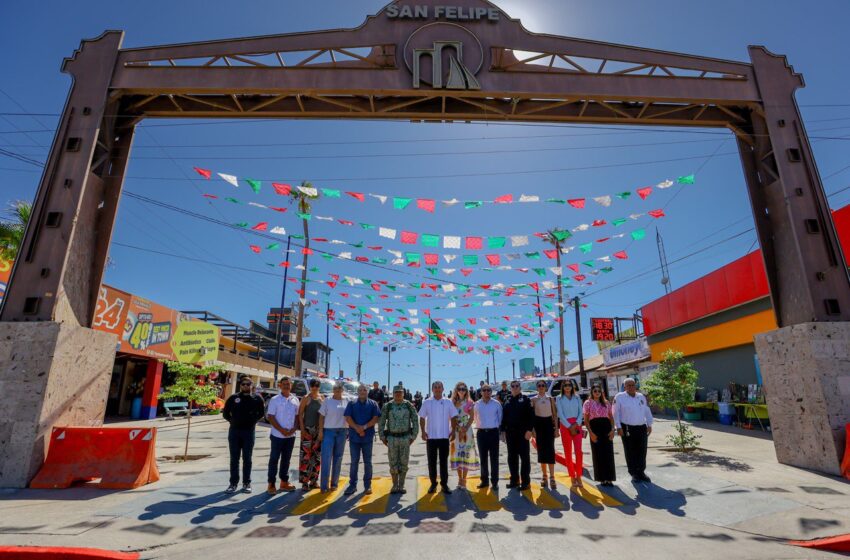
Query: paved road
1 416 847 559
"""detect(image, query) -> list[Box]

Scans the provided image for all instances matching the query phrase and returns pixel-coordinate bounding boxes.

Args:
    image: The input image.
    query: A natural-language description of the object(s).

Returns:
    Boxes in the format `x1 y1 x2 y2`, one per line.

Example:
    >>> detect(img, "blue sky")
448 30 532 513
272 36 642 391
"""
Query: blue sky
2 1 850 392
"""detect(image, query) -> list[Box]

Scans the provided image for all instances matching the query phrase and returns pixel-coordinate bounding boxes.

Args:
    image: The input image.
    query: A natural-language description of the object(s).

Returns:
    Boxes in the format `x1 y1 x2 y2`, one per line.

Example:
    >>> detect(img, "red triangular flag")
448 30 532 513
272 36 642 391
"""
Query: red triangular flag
568 198 586 209
202 194 218 199
272 182 292 195
371 283 381 291
345 191 365 202
529 282 539 291
544 249 558 259
574 274 586 281
401 231 418 244
249 245 261 253
648 209 665 218
614 250 629 259
302 247 314 255
424 254 438 265
269 206 287 213
194 167 212 179
251 222 268 231
338 219 354 226
567 263 580 273
592 220 607 227
279 261 290 268
486 254 500 265
636 186 653 200
416 198 436 213
461 268 473 276
494 194 513 204
327 281 337 289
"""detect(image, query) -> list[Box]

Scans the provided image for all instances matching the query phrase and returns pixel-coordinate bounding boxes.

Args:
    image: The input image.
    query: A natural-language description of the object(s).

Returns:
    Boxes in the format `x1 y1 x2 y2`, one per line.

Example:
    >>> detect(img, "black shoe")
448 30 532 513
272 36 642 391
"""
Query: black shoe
491 483 499 491
441 485 452 494
476 482 490 489
631 477 642 483
640 474 652 483
225 484 237 493
505 482 519 489
519 484 530 491
242 484 253 494
427 483 437 494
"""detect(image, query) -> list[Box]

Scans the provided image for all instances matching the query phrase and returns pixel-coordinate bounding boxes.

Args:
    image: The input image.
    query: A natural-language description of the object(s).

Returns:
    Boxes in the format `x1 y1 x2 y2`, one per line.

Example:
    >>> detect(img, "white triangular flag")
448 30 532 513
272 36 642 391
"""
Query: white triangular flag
388 250 402 258
572 224 589 232
379 227 397 240
218 173 239 187
443 268 456 275
248 202 267 209
593 195 612 207
443 254 457 263
442 198 460 206
550 267 562 276
339 252 352 259
657 179 674 189
297 185 318 197
370 194 388 204
443 236 461 249
510 235 529 247
270 226 286 235
315 215 333 221
519 194 539 203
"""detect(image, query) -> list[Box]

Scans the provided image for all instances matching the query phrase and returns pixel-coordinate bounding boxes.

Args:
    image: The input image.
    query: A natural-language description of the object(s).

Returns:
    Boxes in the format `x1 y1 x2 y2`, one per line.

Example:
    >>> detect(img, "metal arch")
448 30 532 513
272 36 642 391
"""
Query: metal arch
1 0 848 329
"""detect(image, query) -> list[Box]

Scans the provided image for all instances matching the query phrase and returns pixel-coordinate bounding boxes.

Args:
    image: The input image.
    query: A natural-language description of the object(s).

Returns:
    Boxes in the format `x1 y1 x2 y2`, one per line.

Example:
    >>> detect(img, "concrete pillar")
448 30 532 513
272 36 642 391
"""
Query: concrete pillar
0 322 116 488
140 359 163 420
754 322 850 475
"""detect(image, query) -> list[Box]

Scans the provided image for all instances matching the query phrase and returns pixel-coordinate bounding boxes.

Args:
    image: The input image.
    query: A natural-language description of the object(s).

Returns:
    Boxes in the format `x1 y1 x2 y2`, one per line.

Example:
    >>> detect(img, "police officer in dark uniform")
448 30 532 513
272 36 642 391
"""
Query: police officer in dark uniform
368 381 386 410
500 380 534 490
223 376 266 493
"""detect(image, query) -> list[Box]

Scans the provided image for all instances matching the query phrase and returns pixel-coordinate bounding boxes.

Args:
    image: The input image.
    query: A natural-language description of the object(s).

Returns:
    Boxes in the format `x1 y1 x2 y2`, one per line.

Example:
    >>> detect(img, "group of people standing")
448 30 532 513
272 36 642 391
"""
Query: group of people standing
222 375 653 497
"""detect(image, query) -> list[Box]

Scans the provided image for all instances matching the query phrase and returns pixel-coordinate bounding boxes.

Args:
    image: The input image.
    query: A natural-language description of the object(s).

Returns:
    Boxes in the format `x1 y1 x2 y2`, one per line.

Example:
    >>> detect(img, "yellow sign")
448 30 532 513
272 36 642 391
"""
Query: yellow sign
170 320 220 364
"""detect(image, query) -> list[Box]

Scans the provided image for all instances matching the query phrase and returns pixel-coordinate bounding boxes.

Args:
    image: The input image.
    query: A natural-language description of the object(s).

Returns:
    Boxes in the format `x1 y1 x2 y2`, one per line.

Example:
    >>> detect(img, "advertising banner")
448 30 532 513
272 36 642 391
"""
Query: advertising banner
93 285 219 364
0 258 12 306
602 338 650 368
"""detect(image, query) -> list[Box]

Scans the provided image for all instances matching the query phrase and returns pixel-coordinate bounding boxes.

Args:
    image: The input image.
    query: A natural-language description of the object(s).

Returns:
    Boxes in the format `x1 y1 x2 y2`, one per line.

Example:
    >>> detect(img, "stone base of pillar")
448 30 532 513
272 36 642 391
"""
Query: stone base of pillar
754 322 850 476
0 322 116 488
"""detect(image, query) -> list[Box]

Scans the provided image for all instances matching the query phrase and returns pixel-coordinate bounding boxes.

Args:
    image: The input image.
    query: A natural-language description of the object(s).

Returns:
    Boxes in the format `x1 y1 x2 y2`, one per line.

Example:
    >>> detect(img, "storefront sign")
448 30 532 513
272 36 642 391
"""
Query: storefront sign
93 285 219 364
590 317 616 341
0 258 12 306
386 4 500 21
602 338 650 367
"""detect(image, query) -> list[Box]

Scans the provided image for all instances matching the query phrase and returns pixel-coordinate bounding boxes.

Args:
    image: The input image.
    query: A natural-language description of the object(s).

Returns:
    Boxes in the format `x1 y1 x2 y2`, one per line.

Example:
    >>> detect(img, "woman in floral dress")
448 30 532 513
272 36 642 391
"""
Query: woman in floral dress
450 381 479 488
297 379 324 491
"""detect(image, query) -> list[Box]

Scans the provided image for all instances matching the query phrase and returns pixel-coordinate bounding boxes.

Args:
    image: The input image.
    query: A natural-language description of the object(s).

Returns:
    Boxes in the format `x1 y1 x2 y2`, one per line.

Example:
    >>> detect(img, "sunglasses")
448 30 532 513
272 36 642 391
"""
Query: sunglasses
458 388 467 391
482 388 492 392
510 384 520 388
240 382 252 386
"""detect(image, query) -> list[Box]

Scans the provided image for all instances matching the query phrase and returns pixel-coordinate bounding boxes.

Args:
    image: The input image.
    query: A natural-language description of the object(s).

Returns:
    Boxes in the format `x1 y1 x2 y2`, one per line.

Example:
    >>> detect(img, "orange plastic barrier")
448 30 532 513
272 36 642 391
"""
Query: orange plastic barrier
30 427 159 489
789 534 850 553
0 546 139 559
841 423 850 481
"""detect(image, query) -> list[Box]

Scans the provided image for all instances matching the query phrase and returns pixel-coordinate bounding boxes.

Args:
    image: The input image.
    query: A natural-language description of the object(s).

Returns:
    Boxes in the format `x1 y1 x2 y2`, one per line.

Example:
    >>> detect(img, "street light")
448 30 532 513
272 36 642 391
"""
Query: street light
383 342 399 389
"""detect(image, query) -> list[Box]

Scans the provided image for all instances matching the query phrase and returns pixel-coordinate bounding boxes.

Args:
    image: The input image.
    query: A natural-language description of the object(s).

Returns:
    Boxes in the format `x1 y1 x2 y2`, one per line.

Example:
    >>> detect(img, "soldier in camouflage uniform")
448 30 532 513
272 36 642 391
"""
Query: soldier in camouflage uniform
378 385 420 494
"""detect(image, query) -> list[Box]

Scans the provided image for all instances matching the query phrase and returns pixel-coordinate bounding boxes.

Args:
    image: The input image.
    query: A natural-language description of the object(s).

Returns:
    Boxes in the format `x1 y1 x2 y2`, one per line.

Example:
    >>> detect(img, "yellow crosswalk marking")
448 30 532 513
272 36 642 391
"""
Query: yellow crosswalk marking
466 477 503 512
416 476 447 512
355 476 393 514
553 473 622 507
521 482 565 509
291 477 348 515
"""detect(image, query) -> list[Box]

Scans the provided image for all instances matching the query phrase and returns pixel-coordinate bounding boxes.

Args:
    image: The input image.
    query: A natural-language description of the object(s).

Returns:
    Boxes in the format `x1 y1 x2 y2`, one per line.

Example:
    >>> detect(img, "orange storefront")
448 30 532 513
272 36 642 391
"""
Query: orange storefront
641 204 850 400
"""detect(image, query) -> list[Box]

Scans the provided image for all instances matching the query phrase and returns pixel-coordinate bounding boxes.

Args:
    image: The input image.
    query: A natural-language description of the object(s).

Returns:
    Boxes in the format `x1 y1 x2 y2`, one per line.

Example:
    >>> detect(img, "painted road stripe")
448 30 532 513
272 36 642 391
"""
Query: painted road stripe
553 473 622 507
466 476 503 511
291 477 348 515
521 482 565 510
355 476 394 514
416 476 447 512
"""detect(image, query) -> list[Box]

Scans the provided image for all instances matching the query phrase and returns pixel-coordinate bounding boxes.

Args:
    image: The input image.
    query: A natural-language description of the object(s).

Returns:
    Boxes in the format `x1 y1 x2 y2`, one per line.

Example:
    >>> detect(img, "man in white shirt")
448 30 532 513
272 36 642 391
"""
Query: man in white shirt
473 384 503 489
613 378 654 483
266 377 300 494
419 380 458 494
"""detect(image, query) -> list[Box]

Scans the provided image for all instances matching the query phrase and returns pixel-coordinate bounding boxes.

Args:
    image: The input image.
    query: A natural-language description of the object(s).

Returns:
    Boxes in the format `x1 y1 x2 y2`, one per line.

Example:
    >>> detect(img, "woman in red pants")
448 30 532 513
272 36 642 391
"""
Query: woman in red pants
555 379 584 487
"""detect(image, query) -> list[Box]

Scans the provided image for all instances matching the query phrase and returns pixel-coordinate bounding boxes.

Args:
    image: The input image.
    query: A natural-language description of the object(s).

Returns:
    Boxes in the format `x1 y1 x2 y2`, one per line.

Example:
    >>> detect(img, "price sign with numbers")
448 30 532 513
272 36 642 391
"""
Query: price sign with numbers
590 317 616 341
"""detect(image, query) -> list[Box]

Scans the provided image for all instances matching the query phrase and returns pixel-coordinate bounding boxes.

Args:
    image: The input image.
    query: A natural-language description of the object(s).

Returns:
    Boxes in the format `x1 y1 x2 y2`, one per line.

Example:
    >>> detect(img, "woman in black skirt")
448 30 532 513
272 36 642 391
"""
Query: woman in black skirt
531 380 559 489
582 384 616 486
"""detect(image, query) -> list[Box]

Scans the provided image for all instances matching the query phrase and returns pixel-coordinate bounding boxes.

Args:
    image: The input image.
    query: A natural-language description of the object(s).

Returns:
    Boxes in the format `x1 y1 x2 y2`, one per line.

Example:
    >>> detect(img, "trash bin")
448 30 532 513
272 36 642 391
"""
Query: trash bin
131 396 143 419
719 413 735 426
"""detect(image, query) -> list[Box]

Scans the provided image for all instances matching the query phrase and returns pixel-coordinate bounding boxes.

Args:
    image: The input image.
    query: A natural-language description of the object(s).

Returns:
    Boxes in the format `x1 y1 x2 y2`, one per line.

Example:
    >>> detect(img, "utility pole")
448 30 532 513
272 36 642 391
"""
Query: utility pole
324 301 330 377
485 365 490 384
427 329 432 393
656 227 672 295
356 311 363 382
535 292 547 375
551 232 567 377
273 236 292 385
383 342 398 389
511 358 516 380
549 345 553 374
491 351 496 384
573 296 587 389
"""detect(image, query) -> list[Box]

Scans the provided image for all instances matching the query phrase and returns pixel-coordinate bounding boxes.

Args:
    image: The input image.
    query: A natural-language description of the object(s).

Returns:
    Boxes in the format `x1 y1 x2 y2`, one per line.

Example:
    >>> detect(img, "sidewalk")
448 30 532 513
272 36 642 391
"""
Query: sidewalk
0 416 846 559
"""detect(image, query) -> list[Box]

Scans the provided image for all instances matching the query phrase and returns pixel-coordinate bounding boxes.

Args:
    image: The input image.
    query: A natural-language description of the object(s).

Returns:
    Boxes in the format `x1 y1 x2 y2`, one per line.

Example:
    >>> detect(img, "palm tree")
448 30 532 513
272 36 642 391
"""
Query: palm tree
290 182 318 376
0 200 32 262
543 228 569 377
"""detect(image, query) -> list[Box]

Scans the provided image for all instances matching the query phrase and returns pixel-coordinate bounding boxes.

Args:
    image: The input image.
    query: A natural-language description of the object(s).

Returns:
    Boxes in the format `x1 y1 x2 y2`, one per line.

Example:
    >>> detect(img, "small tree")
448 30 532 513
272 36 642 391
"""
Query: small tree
0 200 32 261
158 360 224 461
643 349 701 452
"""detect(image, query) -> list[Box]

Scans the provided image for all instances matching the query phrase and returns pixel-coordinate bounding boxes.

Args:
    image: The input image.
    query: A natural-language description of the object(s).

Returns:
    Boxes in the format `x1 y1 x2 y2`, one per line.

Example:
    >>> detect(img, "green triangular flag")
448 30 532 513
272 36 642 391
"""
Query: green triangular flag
322 188 341 198
612 218 627 227
393 197 412 210
579 242 593 254
426 267 438 274
616 191 631 200
296 212 311 220
360 223 375 230
464 201 483 209
225 197 241 204
245 179 261 193
372 258 387 264
525 252 541 259
406 296 416 302
321 254 333 261
631 229 646 241
386 285 396 291
677 174 695 184
463 255 479 266
582 260 595 268
266 243 280 250
488 236 506 249
405 253 421 263
421 234 440 248
552 230 572 242
235 221 249 227
601 267 614 273
533 268 546 277
291 234 305 239
351 242 364 248
546 198 566 204
309 267 319 272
